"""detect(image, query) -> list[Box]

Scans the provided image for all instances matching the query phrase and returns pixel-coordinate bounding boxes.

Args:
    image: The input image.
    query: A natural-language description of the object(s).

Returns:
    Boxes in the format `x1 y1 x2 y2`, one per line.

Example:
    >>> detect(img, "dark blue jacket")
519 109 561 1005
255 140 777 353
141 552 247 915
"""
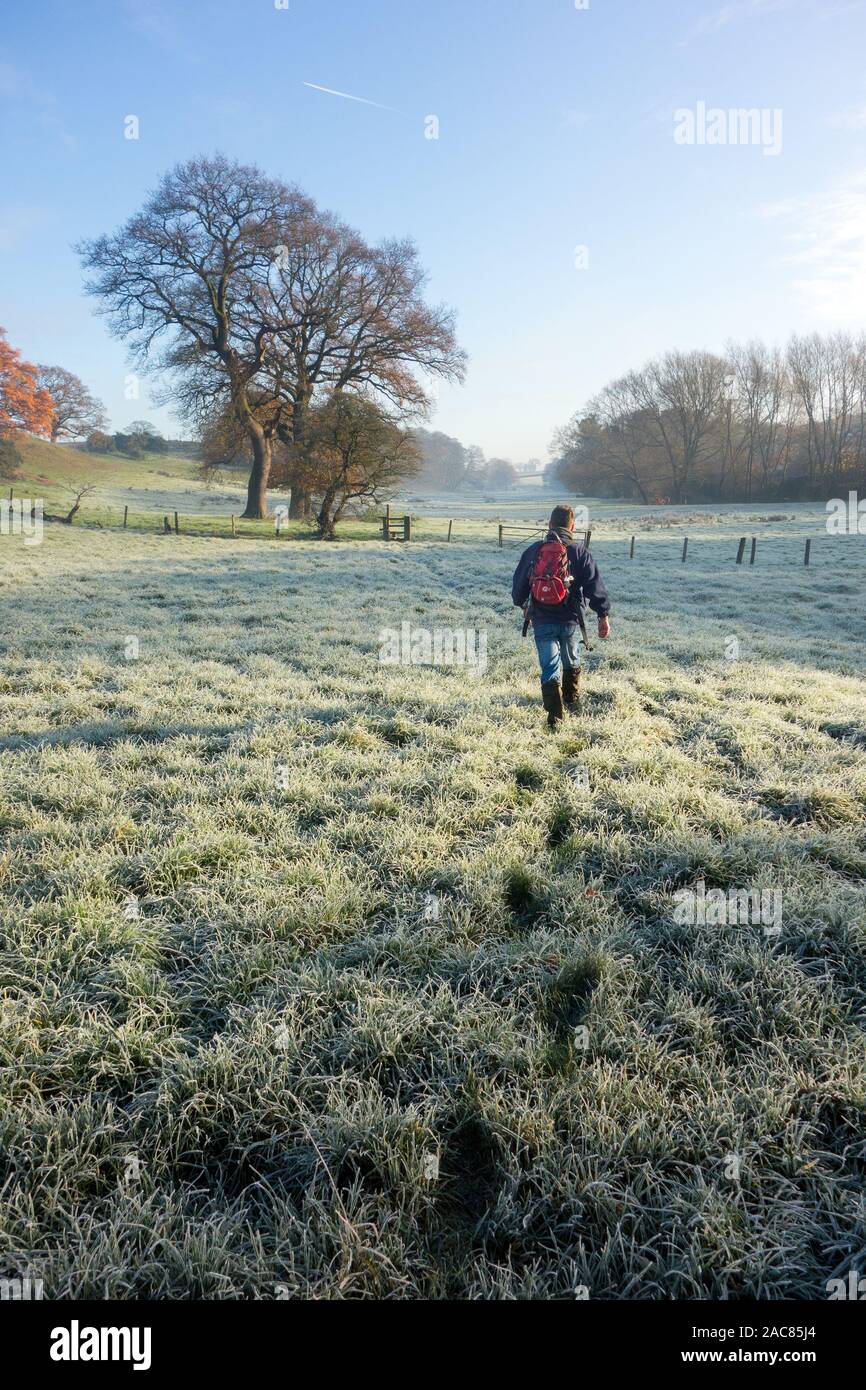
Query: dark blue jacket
512 531 611 625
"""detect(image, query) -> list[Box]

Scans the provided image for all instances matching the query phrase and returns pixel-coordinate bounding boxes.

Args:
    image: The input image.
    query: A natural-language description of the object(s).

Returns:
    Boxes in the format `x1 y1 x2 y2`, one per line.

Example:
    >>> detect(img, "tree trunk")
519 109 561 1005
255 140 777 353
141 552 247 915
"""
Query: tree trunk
289 485 311 520
287 394 312 520
241 427 272 519
316 487 338 539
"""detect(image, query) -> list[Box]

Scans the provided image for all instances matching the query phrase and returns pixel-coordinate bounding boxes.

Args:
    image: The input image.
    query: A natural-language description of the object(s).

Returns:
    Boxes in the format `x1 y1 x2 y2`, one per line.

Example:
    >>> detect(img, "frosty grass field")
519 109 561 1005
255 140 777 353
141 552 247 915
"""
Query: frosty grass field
1 496 865 1299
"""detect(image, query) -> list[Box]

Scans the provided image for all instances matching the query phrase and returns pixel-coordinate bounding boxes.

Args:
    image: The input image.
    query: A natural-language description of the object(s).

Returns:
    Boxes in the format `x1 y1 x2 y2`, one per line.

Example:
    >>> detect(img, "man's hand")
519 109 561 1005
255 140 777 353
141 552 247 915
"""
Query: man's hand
597 615 611 640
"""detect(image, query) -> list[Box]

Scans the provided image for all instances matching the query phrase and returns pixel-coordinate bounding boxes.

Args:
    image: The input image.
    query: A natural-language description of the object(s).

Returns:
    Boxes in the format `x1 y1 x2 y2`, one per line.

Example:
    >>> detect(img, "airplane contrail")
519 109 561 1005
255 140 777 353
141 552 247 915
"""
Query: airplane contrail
302 81 404 115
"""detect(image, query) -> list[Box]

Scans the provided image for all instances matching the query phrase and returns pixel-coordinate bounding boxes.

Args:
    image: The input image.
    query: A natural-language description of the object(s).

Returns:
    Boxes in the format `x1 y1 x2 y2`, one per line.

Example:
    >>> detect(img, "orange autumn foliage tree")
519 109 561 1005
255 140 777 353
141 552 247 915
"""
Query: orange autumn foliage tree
0 328 54 438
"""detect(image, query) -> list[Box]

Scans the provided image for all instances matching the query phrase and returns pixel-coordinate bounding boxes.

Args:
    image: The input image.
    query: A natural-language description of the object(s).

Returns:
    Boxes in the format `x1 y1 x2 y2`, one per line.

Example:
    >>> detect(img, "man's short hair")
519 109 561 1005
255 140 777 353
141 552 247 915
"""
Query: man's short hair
549 505 574 531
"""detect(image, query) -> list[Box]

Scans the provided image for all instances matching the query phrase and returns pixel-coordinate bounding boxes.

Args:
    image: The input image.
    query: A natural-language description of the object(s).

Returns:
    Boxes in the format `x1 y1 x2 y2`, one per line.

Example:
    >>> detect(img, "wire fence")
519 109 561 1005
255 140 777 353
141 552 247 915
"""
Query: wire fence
2 488 857 569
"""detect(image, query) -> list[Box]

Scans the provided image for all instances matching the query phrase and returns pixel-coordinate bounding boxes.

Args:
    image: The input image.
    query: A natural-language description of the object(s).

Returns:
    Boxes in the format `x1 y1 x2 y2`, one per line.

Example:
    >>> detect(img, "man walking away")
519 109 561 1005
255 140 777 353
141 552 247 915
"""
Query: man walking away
511 505 611 727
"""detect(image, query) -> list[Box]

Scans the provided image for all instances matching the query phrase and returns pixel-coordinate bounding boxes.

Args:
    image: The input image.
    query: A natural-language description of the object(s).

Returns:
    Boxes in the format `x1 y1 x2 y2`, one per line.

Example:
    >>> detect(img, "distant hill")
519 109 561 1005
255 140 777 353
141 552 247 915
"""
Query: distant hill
3 435 199 492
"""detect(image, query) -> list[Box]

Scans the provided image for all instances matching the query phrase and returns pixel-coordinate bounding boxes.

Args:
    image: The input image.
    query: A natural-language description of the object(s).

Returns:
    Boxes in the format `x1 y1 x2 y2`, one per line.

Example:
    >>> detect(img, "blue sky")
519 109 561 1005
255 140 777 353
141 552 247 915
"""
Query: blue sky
2 0 865 460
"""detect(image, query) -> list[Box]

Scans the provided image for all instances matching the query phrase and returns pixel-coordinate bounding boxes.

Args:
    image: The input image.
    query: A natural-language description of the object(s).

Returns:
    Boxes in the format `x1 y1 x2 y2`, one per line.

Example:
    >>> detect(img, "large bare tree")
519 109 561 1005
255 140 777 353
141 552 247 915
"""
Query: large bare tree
253 214 465 517
79 154 313 518
37 366 108 442
79 155 464 519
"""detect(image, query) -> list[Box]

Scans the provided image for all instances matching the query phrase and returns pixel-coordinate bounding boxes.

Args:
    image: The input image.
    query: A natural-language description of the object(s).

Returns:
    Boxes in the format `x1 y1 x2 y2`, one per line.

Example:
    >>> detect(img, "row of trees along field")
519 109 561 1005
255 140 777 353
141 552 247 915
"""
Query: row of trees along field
79 153 467 523
552 334 866 504
85 420 197 459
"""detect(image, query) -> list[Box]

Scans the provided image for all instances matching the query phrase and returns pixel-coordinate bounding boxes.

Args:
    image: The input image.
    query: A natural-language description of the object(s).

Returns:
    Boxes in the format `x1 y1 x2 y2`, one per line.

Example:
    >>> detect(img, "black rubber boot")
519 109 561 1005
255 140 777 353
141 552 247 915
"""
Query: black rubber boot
541 681 564 728
562 665 581 709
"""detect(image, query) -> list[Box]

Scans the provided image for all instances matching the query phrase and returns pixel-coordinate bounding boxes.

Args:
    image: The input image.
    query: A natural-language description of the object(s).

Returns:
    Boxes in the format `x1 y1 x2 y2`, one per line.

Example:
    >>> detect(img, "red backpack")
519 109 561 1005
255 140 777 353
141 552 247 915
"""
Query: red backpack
530 540 572 606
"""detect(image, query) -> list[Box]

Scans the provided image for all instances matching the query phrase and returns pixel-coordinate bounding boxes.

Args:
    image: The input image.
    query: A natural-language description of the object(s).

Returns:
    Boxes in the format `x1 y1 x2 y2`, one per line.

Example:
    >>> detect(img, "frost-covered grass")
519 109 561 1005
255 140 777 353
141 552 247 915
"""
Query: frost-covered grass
0 519 864 1300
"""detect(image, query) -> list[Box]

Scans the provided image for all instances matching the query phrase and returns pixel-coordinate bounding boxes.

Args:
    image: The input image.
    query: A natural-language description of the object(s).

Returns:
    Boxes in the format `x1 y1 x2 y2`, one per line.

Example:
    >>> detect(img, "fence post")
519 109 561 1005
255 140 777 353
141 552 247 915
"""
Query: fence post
174 511 179 535
584 528 592 548
804 538 811 567
681 537 688 563
735 536 746 564
447 519 453 543
231 514 235 536
749 536 756 566
629 535 635 559
498 524 503 548
123 505 128 529
163 515 172 534
404 514 411 542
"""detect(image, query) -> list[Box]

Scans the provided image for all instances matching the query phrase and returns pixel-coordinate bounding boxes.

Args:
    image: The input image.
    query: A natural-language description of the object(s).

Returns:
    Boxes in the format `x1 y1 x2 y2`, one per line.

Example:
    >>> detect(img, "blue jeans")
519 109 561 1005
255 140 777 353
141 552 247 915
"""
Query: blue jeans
533 621 581 686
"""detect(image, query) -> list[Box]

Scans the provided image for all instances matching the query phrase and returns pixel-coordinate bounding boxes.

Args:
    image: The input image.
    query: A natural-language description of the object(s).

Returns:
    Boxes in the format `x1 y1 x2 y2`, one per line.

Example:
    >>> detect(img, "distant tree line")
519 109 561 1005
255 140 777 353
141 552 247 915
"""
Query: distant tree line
84 420 197 459
406 430 539 491
552 333 866 503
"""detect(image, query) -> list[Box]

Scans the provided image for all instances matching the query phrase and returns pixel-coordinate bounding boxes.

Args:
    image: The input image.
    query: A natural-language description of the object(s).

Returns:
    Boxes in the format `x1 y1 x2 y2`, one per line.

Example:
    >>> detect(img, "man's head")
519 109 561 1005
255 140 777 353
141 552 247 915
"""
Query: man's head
549 504 574 533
